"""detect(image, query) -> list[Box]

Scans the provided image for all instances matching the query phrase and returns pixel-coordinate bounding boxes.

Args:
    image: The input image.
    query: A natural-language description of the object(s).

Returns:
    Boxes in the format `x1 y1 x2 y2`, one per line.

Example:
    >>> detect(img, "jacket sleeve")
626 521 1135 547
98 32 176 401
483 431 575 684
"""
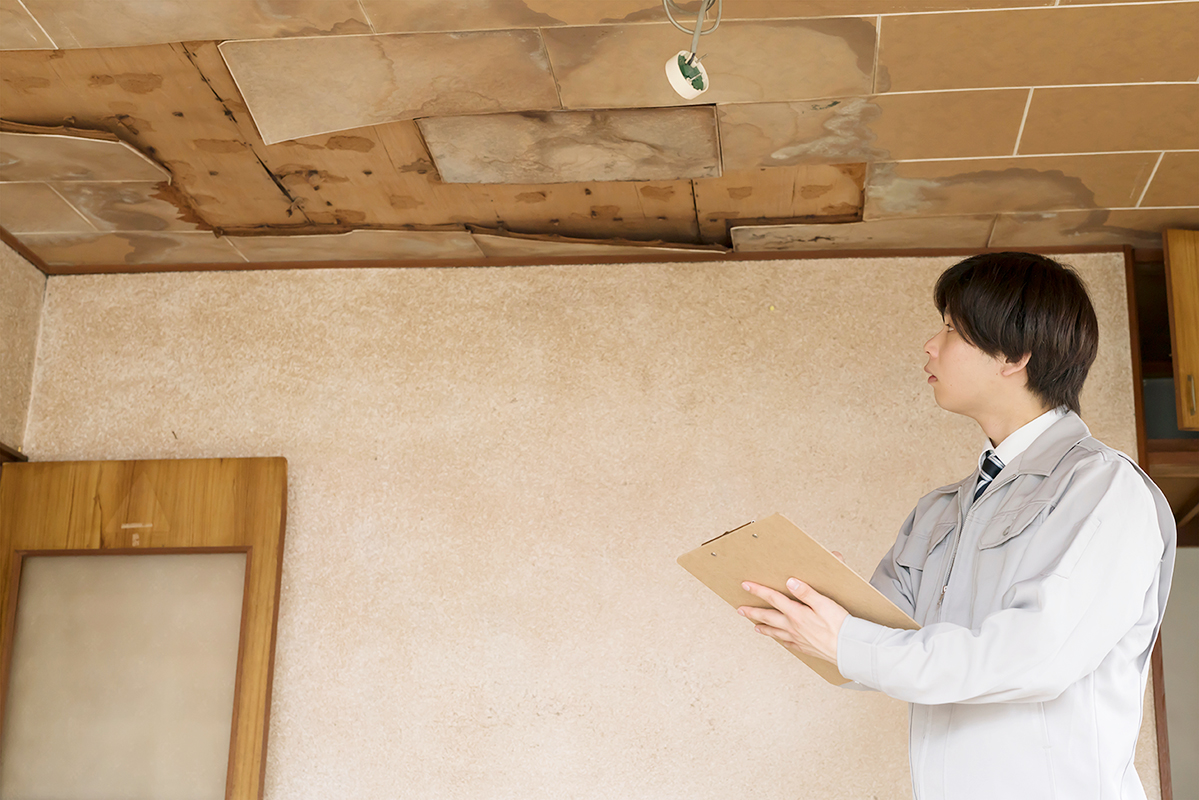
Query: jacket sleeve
835 456 1165 705
836 507 921 694
870 505 921 619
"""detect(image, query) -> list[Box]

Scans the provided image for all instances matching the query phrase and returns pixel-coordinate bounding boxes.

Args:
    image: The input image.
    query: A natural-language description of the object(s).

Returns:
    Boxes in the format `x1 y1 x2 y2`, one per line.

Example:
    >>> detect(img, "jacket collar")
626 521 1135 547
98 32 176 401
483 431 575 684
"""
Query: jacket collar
932 410 1091 493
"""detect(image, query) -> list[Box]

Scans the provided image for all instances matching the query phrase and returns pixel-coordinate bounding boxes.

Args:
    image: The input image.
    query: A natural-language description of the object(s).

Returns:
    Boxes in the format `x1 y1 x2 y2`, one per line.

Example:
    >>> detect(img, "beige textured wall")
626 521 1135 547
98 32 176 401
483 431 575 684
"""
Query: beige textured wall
22 254 1160 799
0 240 44 452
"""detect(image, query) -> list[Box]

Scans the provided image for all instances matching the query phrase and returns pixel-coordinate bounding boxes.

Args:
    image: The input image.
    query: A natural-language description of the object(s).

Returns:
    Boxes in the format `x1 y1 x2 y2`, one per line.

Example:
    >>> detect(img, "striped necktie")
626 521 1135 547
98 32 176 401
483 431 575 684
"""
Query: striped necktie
974 451 1005 501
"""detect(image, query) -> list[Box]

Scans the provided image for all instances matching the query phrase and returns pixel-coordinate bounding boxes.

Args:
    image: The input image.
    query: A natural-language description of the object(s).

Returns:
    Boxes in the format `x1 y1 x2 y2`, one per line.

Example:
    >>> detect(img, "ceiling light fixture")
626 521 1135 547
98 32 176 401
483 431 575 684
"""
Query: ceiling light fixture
663 0 722 99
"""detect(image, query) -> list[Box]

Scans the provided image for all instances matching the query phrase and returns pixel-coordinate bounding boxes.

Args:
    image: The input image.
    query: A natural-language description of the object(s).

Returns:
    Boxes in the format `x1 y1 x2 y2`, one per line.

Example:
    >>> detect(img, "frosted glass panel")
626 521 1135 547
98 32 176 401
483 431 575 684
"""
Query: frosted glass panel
0 553 247 800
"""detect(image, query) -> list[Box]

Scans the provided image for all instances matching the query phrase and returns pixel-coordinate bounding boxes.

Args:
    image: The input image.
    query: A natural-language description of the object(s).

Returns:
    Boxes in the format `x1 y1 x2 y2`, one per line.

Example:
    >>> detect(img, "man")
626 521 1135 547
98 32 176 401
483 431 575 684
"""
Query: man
738 252 1177 799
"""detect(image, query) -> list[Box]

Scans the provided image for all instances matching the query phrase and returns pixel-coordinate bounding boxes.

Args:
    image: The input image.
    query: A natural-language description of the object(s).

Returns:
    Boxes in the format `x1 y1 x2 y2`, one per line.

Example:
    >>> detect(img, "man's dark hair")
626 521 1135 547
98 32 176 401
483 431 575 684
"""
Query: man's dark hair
934 252 1099 416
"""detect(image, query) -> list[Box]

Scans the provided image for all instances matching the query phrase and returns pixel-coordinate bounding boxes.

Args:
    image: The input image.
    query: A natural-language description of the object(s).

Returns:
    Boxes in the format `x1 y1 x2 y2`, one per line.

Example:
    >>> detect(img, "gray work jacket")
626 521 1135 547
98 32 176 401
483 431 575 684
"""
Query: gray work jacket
837 411 1176 800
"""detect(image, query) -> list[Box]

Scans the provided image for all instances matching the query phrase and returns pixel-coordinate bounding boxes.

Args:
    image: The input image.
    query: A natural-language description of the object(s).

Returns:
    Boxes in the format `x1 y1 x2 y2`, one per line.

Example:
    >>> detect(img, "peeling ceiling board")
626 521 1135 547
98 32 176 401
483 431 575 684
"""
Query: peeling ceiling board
0 130 168 182
358 121 704 241
863 155 1160 220
990 208 1199 250
17 0 370 49
471 231 726 258
731 215 997 251
692 164 865 242
541 19 876 109
0 44 301 227
418 107 721 185
20 231 248 266
226 230 485 261
717 90 1029 169
0 2 1192 266
219 31 561 145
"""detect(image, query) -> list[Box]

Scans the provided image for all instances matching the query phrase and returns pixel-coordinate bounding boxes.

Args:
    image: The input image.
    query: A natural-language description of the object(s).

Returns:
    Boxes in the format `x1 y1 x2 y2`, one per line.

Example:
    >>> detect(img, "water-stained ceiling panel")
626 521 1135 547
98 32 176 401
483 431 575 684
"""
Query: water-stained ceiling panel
731 215 997 251
220 30 561 144
990 209 1199 249
225 229 484 261
718 90 1029 169
0 128 168 182
18 0 370 49
418 107 721 185
692 164 864 241
20 232 248 265
0 2 1193 266
471 230 725 258
542 19 876 110
0 183 95 233
864 155 1160 220
0 44 300 226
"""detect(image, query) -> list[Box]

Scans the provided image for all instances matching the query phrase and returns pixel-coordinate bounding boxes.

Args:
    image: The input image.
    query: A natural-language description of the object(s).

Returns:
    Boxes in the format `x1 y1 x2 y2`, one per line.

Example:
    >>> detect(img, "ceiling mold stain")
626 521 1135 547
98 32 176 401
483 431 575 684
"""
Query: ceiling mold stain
389 195 422 210
769 98 886 164
639 185 675 201
799 184 833 199
276 167 351 186
4 76 52 91
150 181 212 229
192 138 246 153
516 191 548 203
868 163 1098 217
325 135 375 152
88 73 164 94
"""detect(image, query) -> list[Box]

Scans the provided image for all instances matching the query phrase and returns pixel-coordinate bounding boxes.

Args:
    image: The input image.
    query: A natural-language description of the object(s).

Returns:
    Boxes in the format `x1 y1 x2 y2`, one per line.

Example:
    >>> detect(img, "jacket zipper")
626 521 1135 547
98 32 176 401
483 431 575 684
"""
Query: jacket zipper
936 471 1020 613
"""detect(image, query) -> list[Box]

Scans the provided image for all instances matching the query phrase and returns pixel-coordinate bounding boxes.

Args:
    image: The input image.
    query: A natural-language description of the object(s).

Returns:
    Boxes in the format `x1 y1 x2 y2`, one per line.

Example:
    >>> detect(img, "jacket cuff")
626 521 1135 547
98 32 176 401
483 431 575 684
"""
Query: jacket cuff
837 615 888 689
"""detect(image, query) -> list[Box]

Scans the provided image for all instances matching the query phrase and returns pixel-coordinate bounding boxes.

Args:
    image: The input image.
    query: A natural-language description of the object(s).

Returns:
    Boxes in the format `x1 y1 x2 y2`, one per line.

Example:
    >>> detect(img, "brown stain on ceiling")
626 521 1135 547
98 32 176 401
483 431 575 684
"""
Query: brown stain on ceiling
87 73 164 93
325 135 375 152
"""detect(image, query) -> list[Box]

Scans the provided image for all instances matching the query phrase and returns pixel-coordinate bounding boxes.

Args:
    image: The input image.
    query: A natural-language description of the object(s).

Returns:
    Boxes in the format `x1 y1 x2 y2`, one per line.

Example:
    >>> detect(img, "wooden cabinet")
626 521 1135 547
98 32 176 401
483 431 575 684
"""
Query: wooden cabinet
1164 229 1199 431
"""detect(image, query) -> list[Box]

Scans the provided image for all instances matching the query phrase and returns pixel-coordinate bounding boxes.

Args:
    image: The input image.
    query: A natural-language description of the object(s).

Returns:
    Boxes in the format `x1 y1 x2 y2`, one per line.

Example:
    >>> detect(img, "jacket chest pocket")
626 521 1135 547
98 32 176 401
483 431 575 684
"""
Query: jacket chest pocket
978 501 1051 550
895 521 956 570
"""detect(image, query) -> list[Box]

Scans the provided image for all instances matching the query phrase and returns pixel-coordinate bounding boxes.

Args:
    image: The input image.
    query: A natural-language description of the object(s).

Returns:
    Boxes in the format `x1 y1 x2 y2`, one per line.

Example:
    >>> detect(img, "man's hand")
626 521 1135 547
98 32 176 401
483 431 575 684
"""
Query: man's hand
737 557 851 665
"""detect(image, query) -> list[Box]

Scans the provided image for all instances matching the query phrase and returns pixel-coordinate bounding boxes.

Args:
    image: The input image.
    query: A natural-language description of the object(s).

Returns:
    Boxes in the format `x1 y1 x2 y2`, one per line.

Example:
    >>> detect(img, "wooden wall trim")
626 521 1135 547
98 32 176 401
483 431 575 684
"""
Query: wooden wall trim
0 442 27 464
1131 241 1173 800
1153 636 1173 800
1127 245 1150 477
0 225 50 276
30 244 1127 276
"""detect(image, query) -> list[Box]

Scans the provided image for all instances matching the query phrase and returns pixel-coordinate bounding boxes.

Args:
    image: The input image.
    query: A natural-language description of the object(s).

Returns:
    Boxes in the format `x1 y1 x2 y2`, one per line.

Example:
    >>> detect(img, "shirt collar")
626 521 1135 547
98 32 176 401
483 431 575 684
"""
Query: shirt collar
981 406 1068 470
934 408 1091 495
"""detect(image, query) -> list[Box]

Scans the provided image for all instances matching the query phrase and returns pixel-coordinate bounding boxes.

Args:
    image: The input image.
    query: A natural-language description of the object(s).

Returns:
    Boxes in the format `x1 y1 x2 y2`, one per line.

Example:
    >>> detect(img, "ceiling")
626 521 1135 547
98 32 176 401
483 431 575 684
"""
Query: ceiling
0 0 1196 270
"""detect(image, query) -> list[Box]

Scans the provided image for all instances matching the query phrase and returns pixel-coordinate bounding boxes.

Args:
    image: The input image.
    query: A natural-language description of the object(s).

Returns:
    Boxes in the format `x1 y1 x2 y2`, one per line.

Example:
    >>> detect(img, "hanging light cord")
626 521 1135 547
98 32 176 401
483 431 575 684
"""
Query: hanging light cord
662 0 722 65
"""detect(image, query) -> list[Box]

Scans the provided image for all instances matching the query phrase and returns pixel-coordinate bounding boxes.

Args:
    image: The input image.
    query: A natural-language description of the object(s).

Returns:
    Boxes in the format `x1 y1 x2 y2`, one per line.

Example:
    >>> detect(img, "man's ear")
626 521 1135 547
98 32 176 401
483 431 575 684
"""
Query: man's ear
1000 352 1032 377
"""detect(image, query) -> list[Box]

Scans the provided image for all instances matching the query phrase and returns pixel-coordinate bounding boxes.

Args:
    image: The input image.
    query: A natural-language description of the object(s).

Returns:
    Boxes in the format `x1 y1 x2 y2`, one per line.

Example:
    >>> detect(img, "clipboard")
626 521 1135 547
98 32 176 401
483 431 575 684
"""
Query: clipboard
678 513 920 685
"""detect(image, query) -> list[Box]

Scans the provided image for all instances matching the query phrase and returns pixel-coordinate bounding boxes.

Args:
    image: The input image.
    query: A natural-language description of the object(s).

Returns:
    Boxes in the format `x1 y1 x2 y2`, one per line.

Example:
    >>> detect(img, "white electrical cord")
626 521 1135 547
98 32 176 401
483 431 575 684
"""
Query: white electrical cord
662 0 722 64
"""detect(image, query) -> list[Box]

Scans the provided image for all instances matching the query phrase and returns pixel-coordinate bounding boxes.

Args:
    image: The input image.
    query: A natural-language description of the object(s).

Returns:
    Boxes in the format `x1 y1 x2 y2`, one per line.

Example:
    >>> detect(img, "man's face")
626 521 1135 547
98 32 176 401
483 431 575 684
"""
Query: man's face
923 312 1009 416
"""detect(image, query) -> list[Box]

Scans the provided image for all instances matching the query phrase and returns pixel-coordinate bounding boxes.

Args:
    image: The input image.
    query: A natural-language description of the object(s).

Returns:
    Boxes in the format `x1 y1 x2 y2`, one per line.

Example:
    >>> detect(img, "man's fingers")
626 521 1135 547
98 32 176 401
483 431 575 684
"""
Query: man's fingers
753 623 797 645
741 580 798 611
831 550 845 564
786 577 828 610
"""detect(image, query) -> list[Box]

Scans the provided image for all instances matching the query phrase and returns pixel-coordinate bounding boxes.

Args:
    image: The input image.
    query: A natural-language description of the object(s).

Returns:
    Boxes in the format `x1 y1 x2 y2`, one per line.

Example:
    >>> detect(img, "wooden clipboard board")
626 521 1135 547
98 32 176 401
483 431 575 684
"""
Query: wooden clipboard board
678 513 920 685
